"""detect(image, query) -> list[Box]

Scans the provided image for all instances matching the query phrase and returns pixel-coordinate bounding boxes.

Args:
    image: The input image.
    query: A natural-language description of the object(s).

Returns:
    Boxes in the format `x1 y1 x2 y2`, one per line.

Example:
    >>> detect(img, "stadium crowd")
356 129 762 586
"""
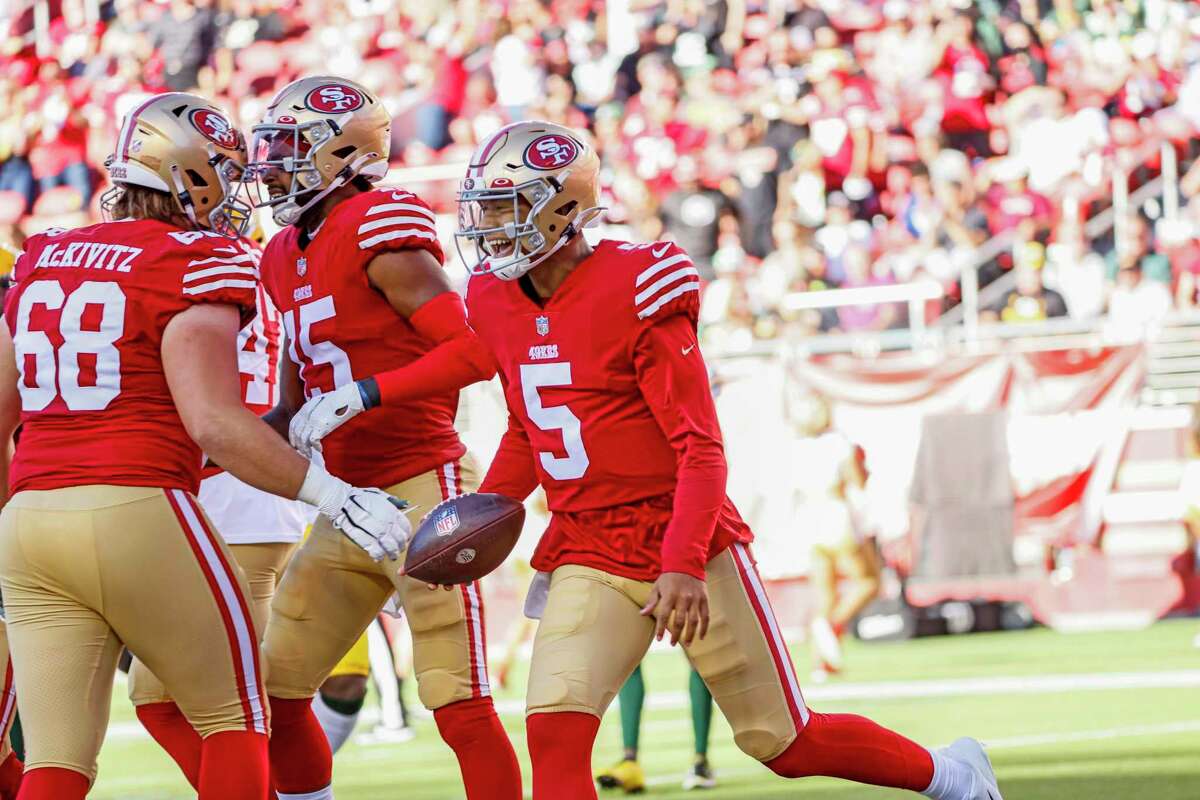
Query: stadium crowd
4 0 1200 339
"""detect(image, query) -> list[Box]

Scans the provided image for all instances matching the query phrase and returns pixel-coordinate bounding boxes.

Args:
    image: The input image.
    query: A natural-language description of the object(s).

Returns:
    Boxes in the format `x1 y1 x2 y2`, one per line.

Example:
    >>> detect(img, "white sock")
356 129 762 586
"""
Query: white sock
277 789 334 800
367 620 403 729
312 693 360 754
922 747 975 799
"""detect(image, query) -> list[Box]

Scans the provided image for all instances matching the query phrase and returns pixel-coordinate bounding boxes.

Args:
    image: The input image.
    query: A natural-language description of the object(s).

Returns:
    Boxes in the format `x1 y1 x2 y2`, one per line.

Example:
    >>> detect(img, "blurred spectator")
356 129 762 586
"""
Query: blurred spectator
153 0 221 92
983 242 1067 323
0 81 34 208
1107 215 1172 286
3 0 1200 337
1108 263 1173 331
657 156 732 282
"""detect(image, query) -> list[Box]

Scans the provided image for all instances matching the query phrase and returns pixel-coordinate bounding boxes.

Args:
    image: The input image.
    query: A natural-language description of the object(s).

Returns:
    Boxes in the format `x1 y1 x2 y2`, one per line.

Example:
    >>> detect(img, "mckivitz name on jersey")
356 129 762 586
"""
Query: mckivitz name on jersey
34 241 144 273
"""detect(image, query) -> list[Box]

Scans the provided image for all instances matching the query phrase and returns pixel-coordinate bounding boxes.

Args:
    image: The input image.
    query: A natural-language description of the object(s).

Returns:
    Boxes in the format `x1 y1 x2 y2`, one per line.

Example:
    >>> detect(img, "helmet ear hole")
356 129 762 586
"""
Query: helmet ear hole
554 200 577 217
185 169 209 187
332 145 356 158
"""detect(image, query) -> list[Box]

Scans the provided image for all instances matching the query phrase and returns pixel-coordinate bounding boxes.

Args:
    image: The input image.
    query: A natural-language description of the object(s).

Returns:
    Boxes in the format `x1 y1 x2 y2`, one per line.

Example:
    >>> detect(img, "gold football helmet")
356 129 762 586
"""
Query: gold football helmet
246 76 391 226
455 120 603 281
102 92 250 235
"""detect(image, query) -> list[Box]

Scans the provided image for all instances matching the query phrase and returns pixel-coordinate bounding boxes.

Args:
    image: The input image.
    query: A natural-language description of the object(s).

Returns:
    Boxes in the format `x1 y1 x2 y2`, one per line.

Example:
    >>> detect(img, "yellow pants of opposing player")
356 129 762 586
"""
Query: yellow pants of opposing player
0 486 266 781
528 543 808 762
128 541 297 706
264 457 490 710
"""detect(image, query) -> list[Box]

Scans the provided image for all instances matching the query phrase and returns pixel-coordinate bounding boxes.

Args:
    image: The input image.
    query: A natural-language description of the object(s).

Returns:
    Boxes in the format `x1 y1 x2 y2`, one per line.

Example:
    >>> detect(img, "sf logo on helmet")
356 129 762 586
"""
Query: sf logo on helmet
190 109 238 149
305 84 365 113
523 134 580 170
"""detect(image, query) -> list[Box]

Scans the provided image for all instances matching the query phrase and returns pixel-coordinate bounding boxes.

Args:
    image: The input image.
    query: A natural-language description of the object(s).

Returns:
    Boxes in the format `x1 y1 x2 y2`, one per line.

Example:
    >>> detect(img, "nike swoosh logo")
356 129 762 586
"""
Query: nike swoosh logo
681 344 695 356
652 243 670 258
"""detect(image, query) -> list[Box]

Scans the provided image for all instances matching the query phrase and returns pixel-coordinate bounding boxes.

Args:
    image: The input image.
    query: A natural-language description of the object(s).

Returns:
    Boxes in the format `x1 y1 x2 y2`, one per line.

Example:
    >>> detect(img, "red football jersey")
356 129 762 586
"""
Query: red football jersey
4 220 259 494
199 282 283 481
239 282 283 416
258 188 464 488
467 239 752 581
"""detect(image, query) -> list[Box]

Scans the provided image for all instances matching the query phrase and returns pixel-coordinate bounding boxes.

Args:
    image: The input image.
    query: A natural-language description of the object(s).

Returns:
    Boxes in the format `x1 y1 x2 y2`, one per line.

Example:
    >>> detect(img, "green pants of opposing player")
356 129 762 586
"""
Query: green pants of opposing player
618 664 713 761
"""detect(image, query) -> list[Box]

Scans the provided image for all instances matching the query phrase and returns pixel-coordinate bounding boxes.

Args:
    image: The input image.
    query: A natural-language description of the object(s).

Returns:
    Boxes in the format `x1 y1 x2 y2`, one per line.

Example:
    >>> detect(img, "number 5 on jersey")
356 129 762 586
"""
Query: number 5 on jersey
520 362 589 480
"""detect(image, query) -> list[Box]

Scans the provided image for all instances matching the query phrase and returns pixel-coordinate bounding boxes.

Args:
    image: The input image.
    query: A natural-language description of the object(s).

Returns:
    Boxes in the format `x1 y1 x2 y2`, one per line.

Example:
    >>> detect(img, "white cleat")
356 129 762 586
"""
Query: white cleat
355 724 416 745
943 737 1003 800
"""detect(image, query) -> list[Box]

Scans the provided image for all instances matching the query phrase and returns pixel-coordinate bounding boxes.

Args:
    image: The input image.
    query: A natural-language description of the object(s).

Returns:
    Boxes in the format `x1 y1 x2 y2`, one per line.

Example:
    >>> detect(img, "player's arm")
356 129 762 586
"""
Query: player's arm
479 406 541 502
259 335 304 442
287 248 496 457
162 303 409 561
0 324 20 509
632 313 728 646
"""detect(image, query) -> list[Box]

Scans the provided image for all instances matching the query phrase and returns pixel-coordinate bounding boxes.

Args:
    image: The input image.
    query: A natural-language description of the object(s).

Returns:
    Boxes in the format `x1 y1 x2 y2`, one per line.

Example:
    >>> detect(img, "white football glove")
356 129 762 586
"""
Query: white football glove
289 381 371 458
298 462 411 561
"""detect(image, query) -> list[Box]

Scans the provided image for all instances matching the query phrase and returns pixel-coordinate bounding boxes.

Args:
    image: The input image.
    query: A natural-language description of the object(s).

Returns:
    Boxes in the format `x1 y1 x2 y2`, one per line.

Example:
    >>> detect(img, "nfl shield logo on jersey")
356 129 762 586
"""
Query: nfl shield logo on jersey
536 315 550 336
296 256 307 277
434 506 461 537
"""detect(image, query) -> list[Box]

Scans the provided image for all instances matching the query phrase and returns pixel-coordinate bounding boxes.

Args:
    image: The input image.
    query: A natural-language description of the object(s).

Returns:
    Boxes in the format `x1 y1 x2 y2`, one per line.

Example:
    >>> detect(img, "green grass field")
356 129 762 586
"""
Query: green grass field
90 619 1200 799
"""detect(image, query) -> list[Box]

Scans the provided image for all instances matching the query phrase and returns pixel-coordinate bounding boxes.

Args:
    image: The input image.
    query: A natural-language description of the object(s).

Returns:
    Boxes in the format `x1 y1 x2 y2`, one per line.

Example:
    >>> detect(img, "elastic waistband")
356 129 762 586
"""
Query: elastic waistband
6 485 169 511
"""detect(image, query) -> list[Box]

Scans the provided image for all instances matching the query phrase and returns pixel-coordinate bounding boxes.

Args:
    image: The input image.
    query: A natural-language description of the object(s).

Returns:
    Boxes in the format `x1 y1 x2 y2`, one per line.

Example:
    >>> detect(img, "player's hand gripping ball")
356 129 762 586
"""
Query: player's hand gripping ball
402 493 525 585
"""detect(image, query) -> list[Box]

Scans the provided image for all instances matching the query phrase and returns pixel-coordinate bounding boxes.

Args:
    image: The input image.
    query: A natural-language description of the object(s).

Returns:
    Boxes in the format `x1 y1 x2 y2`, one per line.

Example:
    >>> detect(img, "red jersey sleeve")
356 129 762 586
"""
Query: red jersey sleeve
479 405 541 503
349 189 444 267
630 288 726 581
174 232 260 318
630 242 701 327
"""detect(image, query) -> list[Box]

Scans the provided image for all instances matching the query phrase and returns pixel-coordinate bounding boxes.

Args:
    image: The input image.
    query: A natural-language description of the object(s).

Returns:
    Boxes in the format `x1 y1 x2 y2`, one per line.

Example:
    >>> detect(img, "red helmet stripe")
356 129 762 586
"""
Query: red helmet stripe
117 92 194 163
470 123 523 178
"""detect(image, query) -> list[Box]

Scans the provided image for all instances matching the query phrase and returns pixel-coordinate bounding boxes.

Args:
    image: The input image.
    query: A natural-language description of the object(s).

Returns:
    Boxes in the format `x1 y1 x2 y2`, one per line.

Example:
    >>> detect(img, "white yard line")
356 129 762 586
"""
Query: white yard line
104 670 1200 742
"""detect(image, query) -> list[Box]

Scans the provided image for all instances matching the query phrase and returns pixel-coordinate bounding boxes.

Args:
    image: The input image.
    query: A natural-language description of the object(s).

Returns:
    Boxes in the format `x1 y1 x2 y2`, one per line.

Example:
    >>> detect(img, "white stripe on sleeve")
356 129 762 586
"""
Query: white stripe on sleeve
364 202 436 222
357 215 438 235
634 266 700 306
358 229 438 250
182 278 258 296
635 254 692 287
635 282 700 319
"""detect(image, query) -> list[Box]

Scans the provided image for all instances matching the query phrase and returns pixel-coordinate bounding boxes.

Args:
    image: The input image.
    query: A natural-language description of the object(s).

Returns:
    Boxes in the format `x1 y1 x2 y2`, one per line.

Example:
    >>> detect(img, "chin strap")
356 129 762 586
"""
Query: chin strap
169 164 204 231
279 152 378 226
497 205 606 280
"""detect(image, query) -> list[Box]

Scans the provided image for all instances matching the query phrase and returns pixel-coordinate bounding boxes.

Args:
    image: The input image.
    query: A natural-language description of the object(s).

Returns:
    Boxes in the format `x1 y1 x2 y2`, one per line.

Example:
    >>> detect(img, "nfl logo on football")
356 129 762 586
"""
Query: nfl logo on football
535 315 550 336
296 256 307 277
434 507 460 537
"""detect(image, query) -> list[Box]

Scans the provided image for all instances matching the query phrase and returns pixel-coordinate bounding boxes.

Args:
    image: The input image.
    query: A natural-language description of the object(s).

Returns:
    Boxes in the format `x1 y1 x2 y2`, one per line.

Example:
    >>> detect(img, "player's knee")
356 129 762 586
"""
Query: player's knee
319 674 367 703
415 666 470 710
737 727 794 765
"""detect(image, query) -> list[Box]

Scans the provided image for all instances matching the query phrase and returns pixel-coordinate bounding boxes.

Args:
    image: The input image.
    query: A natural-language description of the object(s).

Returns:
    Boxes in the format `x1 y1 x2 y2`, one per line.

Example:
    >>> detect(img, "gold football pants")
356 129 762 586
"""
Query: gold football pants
527 543 809 762
264 457 491 710
129 541 297 706
0 485 267 781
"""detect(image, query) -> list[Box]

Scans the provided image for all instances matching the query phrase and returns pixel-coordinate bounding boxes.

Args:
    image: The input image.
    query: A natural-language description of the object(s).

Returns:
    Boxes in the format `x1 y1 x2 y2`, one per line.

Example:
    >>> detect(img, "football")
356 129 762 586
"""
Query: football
402 493 525 585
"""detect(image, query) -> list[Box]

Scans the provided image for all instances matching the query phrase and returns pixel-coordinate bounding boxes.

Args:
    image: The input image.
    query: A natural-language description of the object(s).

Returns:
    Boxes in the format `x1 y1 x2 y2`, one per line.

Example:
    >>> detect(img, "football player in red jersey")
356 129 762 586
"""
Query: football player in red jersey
453 121 1004 800
0 93 409 800
242 76 519 800
127 278 312 790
